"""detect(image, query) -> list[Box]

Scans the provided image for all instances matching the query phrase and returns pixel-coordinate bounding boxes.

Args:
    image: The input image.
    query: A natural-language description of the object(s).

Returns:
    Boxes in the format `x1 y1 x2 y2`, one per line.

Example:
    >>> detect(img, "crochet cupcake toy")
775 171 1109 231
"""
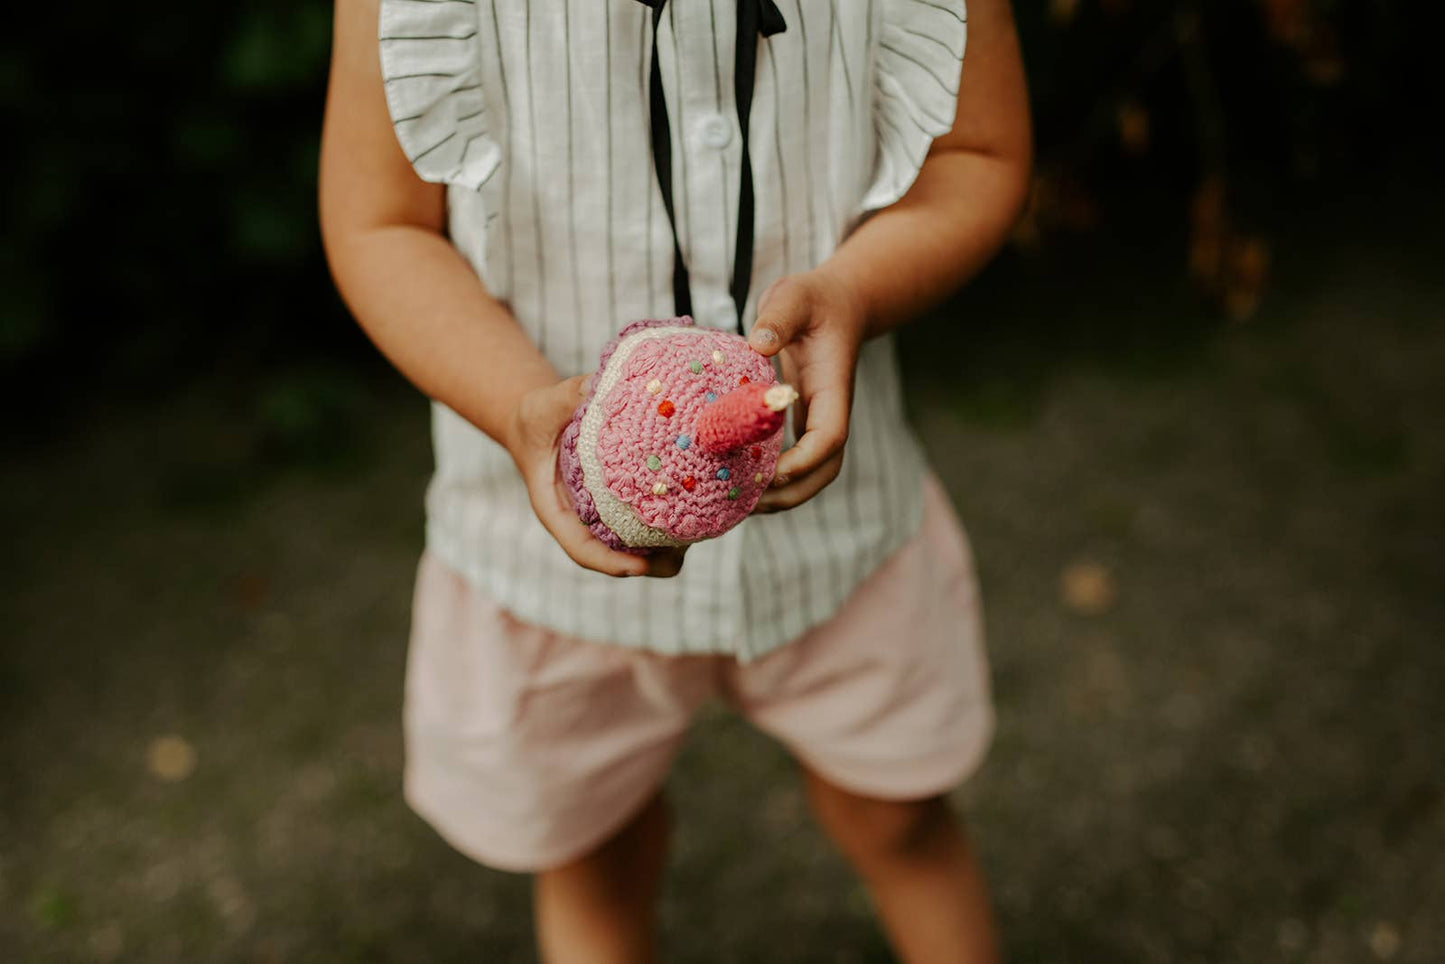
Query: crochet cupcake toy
560 317 798 552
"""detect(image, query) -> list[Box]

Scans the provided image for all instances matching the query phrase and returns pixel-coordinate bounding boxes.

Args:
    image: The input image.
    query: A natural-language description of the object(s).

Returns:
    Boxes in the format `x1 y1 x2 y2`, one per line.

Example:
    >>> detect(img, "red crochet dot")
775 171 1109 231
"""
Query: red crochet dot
682 475 697 492
750 446 762 459
658 400 675 417
738 375 750 385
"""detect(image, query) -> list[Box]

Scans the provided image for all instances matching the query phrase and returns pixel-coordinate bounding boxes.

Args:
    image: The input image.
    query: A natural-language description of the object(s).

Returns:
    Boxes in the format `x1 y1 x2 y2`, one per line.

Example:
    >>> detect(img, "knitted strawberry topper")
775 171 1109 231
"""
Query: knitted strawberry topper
559 317 798 552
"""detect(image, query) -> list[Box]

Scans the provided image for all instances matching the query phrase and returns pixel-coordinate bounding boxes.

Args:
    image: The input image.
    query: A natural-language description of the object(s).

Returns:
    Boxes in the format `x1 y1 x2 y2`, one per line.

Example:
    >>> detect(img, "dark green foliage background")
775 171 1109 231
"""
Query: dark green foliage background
0 1 1429 388
1 3 338 382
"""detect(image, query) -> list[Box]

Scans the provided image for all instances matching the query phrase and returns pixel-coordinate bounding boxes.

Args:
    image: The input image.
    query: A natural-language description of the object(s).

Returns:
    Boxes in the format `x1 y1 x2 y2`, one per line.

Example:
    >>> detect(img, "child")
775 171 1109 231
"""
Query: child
320 1 1029 960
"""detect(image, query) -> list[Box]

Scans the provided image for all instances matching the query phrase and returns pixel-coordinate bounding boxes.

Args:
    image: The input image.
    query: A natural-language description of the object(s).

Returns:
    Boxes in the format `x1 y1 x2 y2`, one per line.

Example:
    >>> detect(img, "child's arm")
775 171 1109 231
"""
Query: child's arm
751 0 1031 513
319 0 673 579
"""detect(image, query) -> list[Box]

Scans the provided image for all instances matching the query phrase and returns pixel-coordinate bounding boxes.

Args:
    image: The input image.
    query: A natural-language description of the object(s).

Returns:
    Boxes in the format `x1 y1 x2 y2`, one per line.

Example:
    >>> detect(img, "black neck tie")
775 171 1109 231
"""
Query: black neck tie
638 0 787 334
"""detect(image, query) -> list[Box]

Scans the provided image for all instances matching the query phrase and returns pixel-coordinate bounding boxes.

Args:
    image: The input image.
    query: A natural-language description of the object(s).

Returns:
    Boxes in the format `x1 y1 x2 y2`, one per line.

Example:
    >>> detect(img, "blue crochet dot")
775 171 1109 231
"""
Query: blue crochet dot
705 391 717 403
716 467 731 481
675 434 692 450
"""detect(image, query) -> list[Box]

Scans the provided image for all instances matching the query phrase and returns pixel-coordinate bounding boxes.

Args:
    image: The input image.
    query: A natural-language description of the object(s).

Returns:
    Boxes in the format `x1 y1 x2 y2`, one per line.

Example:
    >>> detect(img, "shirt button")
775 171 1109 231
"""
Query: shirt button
696 114 733 150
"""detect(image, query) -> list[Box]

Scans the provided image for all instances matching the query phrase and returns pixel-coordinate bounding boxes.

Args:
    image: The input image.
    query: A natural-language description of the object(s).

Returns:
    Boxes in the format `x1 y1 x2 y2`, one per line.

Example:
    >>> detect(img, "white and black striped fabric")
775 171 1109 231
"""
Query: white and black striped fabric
379 0 967 660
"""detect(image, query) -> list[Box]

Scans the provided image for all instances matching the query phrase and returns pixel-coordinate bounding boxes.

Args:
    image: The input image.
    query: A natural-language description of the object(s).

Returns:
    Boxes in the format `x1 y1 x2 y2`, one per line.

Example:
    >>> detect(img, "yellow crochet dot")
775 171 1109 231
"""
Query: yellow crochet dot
646 379 662 394
755 472 765 483
652 482 668 496
711 350 725 365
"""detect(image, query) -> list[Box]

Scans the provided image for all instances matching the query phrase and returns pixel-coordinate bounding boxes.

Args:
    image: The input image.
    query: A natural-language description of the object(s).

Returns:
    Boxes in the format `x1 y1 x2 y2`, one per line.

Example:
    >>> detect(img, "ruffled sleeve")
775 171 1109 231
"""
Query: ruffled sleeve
862 0 968 212
378 0 500 191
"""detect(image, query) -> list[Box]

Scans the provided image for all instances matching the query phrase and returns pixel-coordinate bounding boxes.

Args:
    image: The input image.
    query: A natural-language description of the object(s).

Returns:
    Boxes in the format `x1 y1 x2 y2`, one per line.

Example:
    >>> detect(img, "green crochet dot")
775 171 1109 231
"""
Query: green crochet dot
688 360 703 374
727 486 740 500
646 455 662 471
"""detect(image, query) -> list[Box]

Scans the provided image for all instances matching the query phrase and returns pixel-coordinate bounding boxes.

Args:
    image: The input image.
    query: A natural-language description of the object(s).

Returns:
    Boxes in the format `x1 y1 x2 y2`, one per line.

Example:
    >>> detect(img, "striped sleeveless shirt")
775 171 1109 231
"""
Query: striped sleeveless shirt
379 0 967 659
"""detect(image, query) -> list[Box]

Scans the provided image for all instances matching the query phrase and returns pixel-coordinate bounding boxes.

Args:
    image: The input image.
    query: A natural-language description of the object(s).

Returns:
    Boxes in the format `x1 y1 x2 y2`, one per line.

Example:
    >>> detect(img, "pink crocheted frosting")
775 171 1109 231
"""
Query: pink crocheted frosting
559 317 792 552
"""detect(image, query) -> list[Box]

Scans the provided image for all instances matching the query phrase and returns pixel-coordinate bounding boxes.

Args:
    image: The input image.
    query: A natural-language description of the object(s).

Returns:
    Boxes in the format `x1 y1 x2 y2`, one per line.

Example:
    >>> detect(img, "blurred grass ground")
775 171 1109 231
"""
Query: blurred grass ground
2 191 1442 962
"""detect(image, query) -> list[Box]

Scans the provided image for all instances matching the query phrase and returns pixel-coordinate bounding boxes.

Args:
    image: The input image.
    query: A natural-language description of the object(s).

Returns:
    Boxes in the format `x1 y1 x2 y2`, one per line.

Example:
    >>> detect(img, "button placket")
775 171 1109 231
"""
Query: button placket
643 0 785 334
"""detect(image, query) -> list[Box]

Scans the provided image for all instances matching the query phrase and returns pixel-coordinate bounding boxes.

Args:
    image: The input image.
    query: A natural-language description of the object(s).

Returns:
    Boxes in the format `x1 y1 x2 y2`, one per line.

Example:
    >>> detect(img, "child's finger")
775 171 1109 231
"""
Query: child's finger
748 277 813 356
543 499 683 579
643 548 687 578
778 352 809 438
774 384 850 480
536 496 649 577
539 373 591 427
754 448 845 512
530 469 648 577
537 466 685 579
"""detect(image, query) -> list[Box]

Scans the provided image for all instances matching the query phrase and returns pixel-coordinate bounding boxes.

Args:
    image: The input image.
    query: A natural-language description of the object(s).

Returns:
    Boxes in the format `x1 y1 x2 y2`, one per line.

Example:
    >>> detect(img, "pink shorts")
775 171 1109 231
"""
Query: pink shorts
403 475 992 872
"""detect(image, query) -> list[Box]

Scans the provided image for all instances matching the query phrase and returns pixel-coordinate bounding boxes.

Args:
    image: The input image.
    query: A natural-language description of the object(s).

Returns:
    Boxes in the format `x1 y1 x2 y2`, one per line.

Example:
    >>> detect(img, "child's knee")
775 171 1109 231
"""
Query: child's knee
811 779 957 864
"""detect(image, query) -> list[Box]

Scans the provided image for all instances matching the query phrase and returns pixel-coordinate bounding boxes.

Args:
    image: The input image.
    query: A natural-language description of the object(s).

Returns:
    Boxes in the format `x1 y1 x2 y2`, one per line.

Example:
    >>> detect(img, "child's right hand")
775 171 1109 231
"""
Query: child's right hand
506 375 687 579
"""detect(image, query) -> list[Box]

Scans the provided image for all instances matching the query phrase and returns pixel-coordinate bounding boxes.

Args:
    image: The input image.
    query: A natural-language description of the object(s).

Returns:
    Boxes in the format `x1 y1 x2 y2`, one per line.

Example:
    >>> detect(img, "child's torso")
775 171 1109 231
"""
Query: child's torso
381 0 968 656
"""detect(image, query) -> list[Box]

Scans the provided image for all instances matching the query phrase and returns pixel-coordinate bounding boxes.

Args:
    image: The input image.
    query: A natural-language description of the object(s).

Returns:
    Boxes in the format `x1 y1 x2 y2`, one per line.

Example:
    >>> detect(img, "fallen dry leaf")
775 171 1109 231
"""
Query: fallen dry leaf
1369 922 1402 960
147 735 197 782
1117 100 1151 155
1262 0 1307 46
1223 235 1272 322
1061 561 1118 616
1188 175 1228 288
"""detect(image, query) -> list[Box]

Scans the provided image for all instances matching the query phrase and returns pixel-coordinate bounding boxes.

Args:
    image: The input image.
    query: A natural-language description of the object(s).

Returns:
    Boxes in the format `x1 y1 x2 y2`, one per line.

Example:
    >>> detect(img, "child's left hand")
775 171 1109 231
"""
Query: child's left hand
746 270 866 512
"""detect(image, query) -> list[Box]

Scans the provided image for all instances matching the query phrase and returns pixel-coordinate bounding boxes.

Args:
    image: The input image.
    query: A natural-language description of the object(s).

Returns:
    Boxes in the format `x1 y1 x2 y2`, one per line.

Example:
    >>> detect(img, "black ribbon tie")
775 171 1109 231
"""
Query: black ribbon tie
638 0 786 334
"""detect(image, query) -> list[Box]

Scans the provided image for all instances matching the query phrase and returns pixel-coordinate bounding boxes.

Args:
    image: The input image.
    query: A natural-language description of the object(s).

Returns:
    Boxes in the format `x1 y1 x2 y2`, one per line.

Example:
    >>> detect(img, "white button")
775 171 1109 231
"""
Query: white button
696 114 732 149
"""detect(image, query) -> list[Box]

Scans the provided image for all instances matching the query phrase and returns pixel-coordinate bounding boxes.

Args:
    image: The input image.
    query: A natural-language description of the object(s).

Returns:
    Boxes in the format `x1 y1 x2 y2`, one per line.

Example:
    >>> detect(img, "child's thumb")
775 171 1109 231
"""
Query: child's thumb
748 277 810 356
537 373 591 427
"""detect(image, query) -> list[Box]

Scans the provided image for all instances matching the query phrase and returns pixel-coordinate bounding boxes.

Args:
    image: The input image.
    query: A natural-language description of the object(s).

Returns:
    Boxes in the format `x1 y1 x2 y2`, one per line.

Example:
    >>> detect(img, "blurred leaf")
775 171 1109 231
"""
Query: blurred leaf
1301 23 1346 87
1021 169 1101 247
1116 99 1151 155
1262 0 1307 45
1048 0 1080 27
1188 175 1228 290
29 887 76 929
222 6 332 93
1223 236 1272 322
172 116 244 168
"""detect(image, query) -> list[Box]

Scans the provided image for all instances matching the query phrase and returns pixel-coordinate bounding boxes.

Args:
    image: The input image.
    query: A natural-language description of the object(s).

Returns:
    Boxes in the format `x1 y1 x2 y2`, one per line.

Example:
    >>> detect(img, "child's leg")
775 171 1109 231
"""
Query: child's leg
724 474 995 958
534 792 670 964
803 768 998 964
